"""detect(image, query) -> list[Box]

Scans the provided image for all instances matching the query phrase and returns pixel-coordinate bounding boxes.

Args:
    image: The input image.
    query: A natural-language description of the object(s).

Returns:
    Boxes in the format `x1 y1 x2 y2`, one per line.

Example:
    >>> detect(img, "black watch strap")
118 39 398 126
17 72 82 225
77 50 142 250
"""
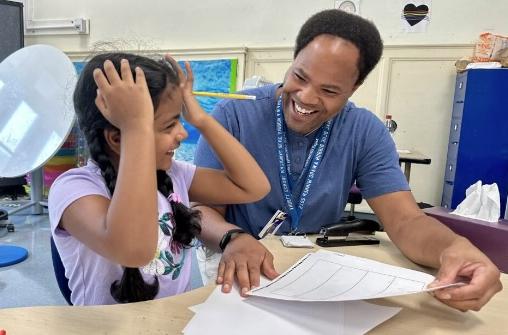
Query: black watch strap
219 228 245 252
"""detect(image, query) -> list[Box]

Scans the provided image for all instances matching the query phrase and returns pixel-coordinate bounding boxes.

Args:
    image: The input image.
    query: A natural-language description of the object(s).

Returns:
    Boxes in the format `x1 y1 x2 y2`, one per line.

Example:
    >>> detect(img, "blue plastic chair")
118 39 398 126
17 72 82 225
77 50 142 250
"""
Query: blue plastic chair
50 236 72 305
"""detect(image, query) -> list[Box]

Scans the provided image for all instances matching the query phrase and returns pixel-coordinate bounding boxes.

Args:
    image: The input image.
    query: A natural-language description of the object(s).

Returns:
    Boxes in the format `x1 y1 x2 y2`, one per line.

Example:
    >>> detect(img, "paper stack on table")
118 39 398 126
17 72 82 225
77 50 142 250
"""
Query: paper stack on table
183 250 450 334
183 285 401 335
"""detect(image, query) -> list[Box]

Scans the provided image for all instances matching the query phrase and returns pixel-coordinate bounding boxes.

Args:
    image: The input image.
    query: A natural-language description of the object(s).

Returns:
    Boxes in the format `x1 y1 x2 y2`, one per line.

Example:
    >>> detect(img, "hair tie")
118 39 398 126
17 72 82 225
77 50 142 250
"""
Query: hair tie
168 192 182 204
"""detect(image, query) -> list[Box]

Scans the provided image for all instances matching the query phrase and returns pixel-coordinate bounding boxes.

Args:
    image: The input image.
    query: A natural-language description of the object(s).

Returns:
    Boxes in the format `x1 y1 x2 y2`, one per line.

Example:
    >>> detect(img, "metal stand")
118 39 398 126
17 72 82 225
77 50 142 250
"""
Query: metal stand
0 169 42 269
4 168 44 215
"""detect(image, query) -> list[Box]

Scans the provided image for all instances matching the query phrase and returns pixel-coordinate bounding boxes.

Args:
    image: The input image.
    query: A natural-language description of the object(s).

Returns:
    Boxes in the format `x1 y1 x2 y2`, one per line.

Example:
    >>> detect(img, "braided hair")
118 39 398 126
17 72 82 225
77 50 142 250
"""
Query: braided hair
73 52 201 303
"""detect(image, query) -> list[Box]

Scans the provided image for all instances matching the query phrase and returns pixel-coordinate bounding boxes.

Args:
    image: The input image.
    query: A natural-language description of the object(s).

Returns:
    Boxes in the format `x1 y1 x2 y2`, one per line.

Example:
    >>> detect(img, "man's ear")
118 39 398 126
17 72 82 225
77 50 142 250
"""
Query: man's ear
353 76 364 92
103 128 121 156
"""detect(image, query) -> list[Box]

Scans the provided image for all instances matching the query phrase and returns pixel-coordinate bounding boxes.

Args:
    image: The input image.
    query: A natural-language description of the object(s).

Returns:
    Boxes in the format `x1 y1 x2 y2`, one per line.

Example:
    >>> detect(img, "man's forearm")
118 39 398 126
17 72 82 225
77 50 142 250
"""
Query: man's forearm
389 214 469 268
194 204 241 251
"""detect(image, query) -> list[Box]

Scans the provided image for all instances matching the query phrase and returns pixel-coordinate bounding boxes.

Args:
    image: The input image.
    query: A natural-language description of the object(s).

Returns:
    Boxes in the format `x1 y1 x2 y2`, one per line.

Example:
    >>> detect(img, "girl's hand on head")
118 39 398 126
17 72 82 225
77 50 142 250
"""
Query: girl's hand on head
93 59 154 131
163 54 208 128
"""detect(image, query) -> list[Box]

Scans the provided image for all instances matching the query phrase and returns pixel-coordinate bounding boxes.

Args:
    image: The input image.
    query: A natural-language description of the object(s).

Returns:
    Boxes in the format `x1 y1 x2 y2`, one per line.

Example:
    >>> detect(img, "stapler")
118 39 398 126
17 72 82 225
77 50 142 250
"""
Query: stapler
319 219 380 237
316 219 381 247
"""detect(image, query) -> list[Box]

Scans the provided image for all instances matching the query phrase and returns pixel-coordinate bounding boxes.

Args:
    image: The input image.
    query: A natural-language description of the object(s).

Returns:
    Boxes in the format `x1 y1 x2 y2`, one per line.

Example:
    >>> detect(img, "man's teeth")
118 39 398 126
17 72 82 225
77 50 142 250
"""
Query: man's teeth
294 102 315 115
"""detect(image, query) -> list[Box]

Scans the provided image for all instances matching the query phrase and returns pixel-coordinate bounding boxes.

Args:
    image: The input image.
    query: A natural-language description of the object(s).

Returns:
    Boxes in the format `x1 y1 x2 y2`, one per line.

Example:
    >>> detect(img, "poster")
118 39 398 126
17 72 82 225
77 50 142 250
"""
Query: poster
73 58 238 162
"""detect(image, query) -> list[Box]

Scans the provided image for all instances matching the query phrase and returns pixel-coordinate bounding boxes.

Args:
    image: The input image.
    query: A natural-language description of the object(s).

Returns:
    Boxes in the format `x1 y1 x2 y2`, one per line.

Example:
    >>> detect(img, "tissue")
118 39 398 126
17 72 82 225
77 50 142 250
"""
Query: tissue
451 181 500 222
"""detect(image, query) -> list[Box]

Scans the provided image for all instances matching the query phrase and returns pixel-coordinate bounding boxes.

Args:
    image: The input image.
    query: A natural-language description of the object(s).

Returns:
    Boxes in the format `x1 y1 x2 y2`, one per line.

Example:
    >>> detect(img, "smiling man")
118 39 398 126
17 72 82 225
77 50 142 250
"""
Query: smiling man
194 9 502 312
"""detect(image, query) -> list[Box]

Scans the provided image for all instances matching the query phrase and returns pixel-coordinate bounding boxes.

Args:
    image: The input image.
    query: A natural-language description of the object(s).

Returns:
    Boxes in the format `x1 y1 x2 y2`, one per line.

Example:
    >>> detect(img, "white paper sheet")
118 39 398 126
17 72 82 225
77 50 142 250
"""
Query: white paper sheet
184 282 401 335
249 250 437 302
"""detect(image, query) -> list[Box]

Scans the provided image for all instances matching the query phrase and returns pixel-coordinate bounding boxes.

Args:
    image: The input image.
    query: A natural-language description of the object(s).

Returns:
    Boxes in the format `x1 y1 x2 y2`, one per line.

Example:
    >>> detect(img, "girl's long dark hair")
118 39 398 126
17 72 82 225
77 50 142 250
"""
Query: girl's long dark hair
73 53 201 303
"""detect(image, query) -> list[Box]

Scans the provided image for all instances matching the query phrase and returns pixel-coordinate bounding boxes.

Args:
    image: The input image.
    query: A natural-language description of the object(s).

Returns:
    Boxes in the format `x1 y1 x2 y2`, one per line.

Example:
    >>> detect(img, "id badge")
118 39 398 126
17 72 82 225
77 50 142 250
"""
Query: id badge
280 235 314 248
258 210 287 239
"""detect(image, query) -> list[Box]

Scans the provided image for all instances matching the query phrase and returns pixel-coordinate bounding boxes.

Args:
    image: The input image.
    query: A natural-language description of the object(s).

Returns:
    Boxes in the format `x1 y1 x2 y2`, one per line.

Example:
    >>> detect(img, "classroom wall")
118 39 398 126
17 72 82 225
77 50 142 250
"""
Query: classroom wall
246 44 474 211
24 0 508 49
21 0 508 209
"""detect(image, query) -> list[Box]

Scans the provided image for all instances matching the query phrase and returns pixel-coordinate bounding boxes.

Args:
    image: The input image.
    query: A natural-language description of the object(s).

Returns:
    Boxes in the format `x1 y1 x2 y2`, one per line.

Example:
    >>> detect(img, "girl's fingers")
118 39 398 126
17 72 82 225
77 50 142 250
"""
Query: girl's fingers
184 61 194 85
217 260 225 284
164 54 185 82
94 89 107 114
134 67 148 89
120 59 134 83
92 68 110 91
102 60 121 84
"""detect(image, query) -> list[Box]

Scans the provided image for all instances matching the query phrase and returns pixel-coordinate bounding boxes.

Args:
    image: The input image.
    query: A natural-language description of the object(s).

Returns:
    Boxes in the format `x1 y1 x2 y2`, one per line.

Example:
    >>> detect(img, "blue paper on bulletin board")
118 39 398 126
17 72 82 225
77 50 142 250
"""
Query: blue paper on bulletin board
73 59 238 162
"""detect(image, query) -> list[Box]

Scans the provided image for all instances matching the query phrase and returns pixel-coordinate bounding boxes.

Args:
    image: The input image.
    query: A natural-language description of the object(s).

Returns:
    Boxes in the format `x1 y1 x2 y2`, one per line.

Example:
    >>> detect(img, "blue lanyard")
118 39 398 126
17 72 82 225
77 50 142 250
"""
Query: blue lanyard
275 96 332 232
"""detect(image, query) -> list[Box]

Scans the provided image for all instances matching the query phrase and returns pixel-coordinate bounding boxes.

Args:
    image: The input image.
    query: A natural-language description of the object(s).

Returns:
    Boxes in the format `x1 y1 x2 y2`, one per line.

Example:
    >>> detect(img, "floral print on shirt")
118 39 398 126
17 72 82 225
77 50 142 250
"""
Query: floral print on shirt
142 212 186 280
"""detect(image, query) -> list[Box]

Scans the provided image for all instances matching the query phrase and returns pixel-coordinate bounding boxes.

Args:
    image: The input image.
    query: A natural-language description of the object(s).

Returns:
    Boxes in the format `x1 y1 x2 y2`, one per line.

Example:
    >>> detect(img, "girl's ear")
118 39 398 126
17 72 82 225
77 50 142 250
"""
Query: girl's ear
103 128 121 156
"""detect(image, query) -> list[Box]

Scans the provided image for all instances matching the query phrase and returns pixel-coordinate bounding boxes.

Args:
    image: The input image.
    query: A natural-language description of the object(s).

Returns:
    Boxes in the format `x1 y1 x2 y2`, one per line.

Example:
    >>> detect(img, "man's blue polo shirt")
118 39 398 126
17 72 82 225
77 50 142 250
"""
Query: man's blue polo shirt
194 84 409 235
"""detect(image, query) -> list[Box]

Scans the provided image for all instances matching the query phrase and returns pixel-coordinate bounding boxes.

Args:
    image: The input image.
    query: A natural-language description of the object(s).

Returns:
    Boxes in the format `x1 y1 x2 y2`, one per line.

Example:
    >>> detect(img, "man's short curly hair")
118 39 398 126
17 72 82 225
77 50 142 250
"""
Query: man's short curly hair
294 9 383 84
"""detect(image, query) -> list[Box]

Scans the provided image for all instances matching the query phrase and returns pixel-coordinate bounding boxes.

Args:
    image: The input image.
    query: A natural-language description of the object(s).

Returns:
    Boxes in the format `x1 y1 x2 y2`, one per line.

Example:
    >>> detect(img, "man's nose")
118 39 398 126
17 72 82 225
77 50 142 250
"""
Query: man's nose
298 85 319 106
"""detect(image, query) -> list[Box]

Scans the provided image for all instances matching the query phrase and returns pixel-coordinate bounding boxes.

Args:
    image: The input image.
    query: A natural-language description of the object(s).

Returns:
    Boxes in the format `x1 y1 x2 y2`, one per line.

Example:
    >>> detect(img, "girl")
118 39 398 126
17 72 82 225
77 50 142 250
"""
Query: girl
48 53 270 305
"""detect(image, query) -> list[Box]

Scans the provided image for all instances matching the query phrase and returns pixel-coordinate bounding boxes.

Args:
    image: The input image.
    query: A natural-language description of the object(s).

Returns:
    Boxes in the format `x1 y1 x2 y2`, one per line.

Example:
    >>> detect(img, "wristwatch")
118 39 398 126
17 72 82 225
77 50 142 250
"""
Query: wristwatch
219 228 245 252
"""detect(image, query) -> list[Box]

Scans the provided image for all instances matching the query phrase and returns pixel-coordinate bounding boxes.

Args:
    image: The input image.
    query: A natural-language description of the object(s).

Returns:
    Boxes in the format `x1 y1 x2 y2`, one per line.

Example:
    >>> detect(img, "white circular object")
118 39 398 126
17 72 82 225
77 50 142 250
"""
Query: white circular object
338 1 358 14
0 45 77 177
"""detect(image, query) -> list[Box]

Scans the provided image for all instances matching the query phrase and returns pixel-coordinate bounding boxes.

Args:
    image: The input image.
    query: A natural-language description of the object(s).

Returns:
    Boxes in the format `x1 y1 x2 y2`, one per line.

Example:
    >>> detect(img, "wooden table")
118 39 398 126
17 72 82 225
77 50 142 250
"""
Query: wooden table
0 233 506 334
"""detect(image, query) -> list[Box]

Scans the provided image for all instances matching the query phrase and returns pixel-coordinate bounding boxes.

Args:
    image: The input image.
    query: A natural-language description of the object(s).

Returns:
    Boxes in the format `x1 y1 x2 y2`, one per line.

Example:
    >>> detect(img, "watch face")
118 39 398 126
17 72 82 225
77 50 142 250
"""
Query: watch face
339 1 357 13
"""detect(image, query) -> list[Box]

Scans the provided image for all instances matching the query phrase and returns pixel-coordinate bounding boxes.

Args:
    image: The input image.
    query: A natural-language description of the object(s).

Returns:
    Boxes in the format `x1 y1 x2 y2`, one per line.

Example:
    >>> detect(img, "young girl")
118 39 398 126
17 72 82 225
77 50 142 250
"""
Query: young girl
48 53 270 305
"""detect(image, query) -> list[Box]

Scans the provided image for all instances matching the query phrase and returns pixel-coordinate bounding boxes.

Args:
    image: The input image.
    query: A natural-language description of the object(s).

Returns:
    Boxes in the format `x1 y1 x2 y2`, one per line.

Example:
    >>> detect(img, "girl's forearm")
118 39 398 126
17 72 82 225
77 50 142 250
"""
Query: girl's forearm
106 127 158 265
196 114 269 199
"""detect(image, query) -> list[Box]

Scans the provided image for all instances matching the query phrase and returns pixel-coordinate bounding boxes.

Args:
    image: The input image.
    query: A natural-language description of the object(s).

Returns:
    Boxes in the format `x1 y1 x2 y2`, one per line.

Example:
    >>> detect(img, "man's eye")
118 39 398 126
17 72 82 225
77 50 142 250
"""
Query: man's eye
323 89 338 96
294 72 305 81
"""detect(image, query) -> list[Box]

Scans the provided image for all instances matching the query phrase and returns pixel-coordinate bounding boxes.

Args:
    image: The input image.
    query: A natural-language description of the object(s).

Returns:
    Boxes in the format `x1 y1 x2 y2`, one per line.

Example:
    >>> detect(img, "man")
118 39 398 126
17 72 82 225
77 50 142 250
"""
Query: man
194 9 502 311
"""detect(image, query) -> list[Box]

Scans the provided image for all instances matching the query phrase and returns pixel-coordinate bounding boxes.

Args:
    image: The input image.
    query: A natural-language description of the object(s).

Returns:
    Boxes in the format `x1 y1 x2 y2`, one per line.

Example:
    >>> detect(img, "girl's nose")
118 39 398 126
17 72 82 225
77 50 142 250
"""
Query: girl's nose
175 123 188 142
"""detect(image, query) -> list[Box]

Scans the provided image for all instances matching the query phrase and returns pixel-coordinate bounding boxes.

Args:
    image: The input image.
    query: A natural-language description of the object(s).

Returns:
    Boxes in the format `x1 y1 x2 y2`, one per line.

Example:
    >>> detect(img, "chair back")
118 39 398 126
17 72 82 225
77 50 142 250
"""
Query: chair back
50 236 72 305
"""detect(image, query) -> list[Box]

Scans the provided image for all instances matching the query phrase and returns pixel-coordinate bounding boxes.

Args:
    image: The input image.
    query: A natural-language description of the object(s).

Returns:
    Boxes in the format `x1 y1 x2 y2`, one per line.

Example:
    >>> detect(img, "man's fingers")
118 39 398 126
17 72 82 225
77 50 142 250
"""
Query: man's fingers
439 278 502 302
435 255 465 285
436 284 481 301
432 270 502 311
